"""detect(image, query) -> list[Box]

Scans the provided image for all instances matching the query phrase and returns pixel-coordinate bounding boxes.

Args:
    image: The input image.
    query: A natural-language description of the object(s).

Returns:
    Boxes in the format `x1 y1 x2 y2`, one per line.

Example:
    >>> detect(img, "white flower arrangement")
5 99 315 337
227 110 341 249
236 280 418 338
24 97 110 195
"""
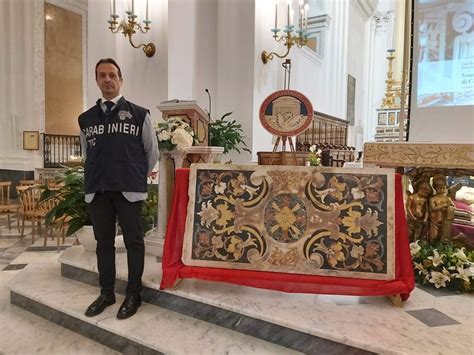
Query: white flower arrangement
410 240 474 292
155 117 194 152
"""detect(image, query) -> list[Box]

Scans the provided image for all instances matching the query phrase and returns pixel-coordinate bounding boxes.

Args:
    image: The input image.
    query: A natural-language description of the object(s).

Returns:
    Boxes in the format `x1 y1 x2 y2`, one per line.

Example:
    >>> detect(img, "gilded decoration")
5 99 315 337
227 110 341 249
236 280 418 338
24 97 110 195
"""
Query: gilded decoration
363 143 474 169
183 164 395 280
405 167 472 249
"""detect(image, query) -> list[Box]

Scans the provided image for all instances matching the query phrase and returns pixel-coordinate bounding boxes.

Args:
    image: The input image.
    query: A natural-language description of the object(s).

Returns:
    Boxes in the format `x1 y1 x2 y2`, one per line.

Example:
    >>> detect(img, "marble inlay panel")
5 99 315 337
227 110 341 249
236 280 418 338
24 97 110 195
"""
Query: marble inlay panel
406 308 461 327
183 164 395 280
417 284 459 297
3 263 28 271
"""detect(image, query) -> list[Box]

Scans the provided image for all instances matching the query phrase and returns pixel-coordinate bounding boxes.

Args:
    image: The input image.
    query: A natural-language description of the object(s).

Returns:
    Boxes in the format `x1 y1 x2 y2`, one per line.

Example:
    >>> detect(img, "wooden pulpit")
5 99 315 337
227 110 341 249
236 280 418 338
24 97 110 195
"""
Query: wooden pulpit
157 100 209 146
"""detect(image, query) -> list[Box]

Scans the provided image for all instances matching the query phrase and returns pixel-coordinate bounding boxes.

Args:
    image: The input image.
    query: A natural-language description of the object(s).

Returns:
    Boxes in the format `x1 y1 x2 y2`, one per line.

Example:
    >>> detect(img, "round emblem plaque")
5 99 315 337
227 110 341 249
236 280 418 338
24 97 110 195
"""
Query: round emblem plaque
259 90 314 137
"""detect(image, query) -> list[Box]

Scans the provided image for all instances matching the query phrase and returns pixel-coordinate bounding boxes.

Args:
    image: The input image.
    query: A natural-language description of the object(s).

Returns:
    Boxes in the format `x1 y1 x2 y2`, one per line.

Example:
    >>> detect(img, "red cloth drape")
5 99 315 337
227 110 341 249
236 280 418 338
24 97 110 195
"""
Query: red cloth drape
161 169 415 300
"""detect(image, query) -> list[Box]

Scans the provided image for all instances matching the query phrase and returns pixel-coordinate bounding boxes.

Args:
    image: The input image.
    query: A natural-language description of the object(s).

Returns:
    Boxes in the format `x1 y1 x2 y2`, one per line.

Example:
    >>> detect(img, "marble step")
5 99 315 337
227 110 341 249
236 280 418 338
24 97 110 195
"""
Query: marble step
59 247 373 354
8 263 300 355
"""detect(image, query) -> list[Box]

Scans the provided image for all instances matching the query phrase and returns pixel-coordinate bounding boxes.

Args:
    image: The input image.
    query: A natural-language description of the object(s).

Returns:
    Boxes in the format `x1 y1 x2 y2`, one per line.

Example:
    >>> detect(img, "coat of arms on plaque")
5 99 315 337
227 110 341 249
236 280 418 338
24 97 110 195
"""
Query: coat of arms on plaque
259 89 313 137
259 90 313 165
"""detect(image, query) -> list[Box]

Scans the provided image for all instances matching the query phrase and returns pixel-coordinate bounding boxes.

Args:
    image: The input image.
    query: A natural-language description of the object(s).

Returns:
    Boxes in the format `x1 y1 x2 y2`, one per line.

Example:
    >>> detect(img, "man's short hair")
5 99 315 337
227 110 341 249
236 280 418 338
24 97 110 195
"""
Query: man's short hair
95 58 122 79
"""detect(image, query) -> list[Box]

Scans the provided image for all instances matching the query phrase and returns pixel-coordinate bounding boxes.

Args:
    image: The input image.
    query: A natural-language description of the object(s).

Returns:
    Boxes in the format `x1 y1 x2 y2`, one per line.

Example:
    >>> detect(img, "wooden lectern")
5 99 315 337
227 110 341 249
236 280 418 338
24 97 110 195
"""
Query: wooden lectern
157 100 209 146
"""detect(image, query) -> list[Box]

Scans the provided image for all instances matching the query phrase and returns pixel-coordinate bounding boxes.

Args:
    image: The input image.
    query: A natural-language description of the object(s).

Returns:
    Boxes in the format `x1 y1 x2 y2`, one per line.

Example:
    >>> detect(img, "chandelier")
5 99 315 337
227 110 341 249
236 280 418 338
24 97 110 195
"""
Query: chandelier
108 0 156 57
261 0 309 64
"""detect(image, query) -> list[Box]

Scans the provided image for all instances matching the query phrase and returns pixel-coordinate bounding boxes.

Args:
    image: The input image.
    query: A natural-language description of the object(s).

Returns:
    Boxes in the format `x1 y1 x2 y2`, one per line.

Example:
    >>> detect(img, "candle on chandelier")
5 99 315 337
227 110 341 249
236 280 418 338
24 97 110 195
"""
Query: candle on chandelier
286 0 291 27
146 0 149 21
274 1 278 29
299 0 304 30
289 8 294 26
112 0 116 16
300 9 304 31
299 0 304 31
304 3 309 31
131 0 135 15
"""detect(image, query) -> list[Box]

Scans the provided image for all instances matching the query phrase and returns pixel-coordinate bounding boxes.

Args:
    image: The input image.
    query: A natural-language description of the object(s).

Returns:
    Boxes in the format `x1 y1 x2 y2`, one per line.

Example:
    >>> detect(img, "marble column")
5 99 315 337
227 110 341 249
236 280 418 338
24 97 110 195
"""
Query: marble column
144 152 174 257
145 146 223 257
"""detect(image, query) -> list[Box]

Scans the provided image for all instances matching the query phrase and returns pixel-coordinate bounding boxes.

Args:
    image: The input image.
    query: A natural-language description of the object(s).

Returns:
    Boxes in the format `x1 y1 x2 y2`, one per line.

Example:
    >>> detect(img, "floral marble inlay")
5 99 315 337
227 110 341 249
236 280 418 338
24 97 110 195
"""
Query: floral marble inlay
183 164 395 280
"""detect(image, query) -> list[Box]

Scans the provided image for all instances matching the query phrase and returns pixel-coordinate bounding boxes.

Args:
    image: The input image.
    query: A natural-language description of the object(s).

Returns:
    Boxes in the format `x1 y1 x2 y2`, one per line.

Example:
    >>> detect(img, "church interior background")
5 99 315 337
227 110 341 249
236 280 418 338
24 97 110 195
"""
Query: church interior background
0 0 473 354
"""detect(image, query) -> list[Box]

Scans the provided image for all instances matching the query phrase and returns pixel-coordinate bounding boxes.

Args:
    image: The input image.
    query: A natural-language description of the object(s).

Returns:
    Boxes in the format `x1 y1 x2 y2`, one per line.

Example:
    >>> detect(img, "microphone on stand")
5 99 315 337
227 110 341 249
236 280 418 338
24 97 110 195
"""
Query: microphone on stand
205 88 211 120
205 89 212 145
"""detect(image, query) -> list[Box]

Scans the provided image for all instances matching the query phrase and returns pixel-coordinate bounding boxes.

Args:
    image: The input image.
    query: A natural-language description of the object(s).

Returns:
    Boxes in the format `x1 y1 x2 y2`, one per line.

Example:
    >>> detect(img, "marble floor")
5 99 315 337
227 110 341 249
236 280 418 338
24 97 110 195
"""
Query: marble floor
1 215 473 354
0 215 118 354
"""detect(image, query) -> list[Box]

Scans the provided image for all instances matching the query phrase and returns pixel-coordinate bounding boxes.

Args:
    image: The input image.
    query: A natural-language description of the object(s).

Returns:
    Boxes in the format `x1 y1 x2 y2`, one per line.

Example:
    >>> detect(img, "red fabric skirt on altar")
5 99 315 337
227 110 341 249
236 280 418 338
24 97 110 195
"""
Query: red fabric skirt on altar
160 168 415 301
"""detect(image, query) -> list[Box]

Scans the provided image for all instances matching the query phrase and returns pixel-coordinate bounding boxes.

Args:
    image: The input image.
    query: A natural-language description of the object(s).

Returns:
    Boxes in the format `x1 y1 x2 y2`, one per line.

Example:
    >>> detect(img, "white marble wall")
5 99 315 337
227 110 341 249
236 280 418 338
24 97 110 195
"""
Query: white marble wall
1 0 401 169
0 0 44 171
0 0 86 172
363 0 400 144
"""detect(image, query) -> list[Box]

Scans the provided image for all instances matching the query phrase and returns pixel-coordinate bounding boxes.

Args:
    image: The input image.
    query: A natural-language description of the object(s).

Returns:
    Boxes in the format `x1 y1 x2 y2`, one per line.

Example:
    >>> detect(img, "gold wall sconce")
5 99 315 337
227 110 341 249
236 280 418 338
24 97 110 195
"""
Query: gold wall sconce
108 0 156 57
261 0 309 64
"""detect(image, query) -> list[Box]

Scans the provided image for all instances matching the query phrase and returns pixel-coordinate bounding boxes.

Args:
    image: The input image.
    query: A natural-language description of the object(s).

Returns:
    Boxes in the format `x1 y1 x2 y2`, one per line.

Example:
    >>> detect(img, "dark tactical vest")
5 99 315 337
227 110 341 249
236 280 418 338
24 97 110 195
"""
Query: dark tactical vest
78 97 148 194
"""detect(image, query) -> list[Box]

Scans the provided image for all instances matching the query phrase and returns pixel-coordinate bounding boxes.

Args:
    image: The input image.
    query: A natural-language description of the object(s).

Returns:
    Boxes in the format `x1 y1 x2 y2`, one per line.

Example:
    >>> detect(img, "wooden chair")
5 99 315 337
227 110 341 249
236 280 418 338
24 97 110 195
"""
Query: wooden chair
22 186 69 251
41 196 70 251
0 181 21 231
19 179 42 187
17 186 47 243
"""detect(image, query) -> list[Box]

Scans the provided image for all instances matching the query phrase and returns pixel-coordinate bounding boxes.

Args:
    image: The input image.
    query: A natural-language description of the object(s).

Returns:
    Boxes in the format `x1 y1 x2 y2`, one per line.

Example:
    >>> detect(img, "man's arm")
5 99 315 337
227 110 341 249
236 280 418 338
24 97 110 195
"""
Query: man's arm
142 113 159 174
79 130 87 161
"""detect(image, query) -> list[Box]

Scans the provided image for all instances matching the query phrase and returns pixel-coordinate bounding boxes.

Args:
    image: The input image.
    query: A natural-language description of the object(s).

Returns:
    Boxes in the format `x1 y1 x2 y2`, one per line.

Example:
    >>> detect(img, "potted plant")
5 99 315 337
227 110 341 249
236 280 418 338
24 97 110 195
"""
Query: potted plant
209 112 251 157
40 166 90 235
40 165 158 251
39 165 99 251
142 184 158 233
306 145 322 166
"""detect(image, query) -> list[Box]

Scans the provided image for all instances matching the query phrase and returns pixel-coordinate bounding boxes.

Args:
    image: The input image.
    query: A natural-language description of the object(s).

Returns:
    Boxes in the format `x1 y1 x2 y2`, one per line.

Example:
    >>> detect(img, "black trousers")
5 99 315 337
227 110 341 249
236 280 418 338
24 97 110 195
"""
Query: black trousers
89 191 144 297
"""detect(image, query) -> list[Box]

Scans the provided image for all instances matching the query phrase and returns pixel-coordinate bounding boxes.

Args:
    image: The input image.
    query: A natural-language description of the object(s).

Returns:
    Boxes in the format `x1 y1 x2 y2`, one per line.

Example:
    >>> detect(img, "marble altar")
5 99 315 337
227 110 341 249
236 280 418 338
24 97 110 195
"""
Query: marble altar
182 164 395 280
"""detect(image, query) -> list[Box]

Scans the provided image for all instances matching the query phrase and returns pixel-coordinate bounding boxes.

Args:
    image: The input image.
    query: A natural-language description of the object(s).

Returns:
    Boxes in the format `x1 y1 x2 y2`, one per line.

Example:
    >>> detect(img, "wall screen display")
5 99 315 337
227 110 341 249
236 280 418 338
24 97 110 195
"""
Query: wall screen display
410 0 474 143
415 0 474 107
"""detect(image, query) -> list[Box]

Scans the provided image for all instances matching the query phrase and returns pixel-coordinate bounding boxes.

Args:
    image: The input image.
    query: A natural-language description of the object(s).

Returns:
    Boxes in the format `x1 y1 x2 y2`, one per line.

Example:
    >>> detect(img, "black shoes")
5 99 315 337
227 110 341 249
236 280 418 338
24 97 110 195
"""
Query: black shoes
85 294 116 317
85 294 141 319
116 294 142 320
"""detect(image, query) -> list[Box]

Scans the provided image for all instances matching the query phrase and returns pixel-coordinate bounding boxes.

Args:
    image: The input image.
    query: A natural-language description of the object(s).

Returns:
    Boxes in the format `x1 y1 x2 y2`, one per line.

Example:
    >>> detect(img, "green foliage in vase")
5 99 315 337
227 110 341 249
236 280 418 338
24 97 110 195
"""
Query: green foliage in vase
39 166 91 237
142 185 158 233
209 112 251 155
39 166 159 236
308 145 322 166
